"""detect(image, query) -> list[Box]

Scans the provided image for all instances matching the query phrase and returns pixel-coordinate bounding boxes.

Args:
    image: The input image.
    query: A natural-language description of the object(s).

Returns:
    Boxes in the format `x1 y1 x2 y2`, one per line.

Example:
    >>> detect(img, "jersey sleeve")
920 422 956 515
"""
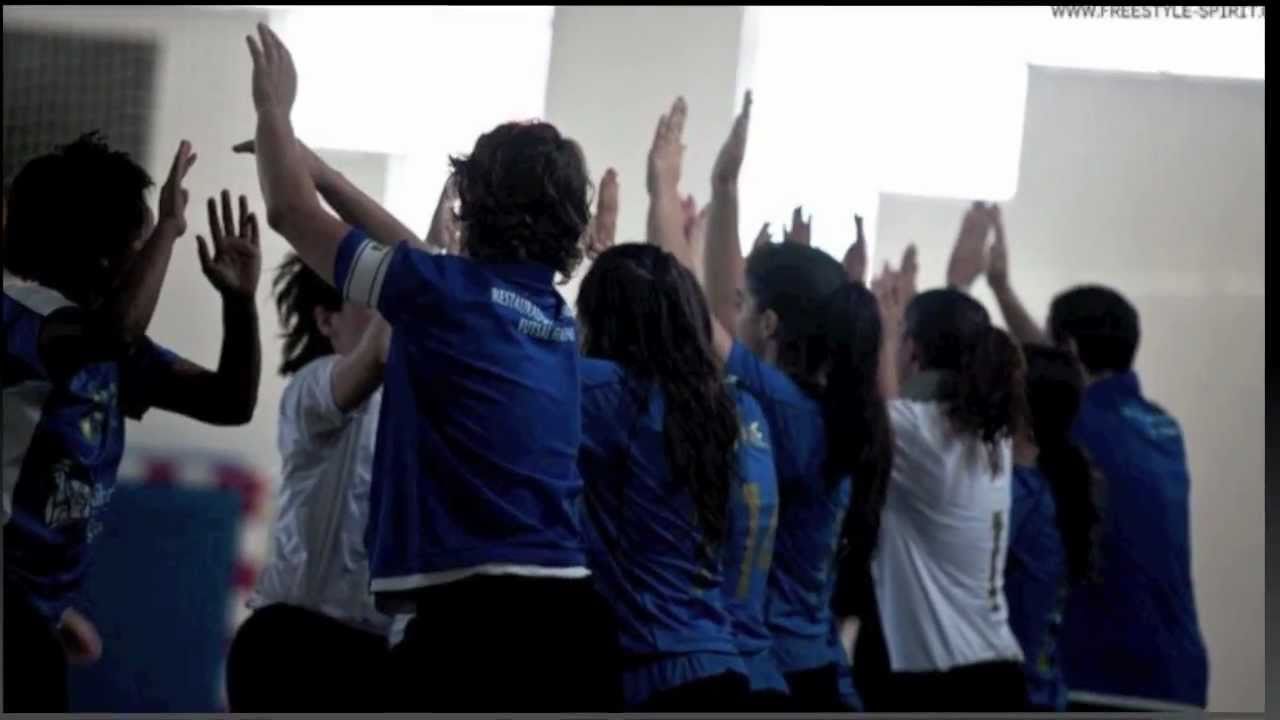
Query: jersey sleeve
119 337 184 420
278 356 351 451
333 227 455 323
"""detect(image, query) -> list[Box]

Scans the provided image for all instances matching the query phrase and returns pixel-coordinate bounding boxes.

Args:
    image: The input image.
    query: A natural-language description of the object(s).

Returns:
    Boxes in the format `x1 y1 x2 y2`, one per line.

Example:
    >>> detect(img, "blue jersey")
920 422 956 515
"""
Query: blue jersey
577 358 745 707
719 383 786 694
3 281 179 622
1005 465 1067 711
1061 372 1208 709
334 230 587 596
725 342 850 674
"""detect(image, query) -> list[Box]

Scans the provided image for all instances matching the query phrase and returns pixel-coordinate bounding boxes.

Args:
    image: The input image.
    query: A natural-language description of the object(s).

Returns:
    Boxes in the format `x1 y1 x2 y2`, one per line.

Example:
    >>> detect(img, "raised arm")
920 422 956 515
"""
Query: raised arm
842 214 869 286
584 168 620 261
646 97 692 264
703 91 754 361
986 204 1048 345
946 201 991 292
99 140 197 345
247 23 350 283
233 137 422 251
330 312 390 412
147 191 262 425
424 175 460 254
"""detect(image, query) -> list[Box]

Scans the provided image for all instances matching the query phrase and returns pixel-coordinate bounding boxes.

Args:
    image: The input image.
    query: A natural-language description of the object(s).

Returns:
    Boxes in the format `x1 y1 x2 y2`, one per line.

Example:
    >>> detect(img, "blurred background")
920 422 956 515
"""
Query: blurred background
2 4 1264 712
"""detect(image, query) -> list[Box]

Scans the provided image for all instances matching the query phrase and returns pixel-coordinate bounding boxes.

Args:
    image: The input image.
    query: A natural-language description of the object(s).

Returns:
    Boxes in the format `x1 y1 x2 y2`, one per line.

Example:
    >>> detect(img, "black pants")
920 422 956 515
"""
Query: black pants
225 603 390 712
785 663 851 712
3 584 68 712
637 671 750 711
388 575 622 711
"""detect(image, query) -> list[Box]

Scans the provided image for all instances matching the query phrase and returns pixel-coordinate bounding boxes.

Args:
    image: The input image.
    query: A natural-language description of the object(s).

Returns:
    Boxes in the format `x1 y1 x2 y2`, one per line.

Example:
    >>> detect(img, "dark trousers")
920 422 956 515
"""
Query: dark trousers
225 603 390 712
637 671 750 711
3 583 68 712
388 574 622 711
786 663 852 712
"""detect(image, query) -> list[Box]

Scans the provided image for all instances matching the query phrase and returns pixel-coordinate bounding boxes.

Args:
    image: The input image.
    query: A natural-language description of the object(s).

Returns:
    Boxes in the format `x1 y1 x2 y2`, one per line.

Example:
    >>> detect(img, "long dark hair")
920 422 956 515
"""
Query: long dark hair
273 253 343 375
1023 344 1104 585
744 243 892 582
577 243 739 553
904 289 1026 471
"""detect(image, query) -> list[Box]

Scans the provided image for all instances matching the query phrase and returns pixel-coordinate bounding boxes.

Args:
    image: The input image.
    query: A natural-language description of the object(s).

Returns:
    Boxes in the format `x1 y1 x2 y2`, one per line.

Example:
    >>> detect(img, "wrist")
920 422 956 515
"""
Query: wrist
711 179 739 198
220 289 258 310
152 218 185 241
988 275 1011 294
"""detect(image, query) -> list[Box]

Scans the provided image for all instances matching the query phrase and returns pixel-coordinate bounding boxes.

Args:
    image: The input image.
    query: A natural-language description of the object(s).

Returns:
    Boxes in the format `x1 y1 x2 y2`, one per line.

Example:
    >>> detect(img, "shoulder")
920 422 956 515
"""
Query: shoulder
1013 465 1055 512
888 398 947 445
280 356 339 408
580 357 626 390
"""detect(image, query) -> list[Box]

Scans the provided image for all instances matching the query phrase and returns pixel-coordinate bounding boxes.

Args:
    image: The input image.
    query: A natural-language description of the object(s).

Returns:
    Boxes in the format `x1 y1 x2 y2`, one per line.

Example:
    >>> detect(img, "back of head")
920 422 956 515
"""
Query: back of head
274 253 343 375
906 288 1026 461
746 242 891 583
577 243 738 553
5 132 153 298
1048 284 1140 375
449 121 590 277
1023 344 1103 585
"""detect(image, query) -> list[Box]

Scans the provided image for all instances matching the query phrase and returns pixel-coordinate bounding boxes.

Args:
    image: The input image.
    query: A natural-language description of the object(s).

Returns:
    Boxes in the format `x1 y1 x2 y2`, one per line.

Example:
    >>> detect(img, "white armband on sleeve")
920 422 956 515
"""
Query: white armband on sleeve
342 238 395 308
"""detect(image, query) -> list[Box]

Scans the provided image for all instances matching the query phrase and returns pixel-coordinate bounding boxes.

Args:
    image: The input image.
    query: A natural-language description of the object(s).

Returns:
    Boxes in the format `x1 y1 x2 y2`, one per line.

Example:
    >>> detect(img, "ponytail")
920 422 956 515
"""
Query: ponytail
1022 343 1104 586
578 244 739 555
947 324 1026 472
821 283 893 596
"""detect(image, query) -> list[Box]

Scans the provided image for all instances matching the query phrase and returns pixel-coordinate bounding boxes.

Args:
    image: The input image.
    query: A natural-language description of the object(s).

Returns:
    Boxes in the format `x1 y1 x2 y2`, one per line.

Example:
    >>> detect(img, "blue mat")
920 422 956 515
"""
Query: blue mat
67 483 240 712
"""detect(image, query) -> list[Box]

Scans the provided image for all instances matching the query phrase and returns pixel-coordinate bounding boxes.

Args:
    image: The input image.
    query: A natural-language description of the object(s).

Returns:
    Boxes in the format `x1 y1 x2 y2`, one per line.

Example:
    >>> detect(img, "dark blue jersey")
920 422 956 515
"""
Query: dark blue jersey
725 342 850 674
577 358 745 707
1061 372 1208 709
1005 464 1067 711
4 281 178 622
334 231 588 595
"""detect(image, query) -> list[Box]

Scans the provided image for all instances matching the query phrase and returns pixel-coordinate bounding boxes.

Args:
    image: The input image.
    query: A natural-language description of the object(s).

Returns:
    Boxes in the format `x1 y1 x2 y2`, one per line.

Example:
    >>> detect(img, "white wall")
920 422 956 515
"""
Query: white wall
544 5 747 298
877 66 1265 712
3 5 284 479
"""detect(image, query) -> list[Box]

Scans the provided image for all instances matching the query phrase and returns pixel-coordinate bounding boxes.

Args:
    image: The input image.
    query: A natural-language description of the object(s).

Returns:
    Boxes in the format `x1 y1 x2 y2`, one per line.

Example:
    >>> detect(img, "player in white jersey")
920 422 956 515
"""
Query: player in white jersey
855 206 1028 711
226 254 390 711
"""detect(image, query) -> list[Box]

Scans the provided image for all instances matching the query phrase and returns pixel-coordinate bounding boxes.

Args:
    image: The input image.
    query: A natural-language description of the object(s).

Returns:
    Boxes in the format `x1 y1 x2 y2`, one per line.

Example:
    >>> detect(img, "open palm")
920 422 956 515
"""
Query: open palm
198 190 262 299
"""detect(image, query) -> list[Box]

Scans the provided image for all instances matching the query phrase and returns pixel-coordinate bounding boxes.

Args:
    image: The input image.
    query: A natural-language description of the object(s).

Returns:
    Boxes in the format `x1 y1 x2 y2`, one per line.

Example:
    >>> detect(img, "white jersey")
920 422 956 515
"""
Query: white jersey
248 356 390 635
872 380 1024 672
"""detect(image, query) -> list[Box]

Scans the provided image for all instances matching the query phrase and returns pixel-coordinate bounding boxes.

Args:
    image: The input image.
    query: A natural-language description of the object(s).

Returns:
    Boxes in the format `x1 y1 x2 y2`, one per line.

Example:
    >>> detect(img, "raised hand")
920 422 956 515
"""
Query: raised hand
753 222 773 252
246 23 298 113
712 90 752 190
197 190 262 299
426 175 461 255
899 244 919 302
585 168 620 260
648 97 687 197
783 206 812 246
688 204 710 261
945 201 991 290
157 140 198 236
843 214 868 284
986 204 1009 290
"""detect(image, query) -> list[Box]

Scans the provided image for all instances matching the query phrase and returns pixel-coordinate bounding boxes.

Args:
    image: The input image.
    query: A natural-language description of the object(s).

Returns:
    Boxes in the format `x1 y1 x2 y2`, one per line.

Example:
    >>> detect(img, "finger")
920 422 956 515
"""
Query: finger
792 206 803 230
207 197 224 248
902 244 919 276
247 212 260 247
246 34 264 68
753 223 771 251
221 189 236 239
670 96 688 140
258 23 276 64
232 139 256 154
196 236 213 272
238 194 250 237
183 152 198 177
167 140 190 185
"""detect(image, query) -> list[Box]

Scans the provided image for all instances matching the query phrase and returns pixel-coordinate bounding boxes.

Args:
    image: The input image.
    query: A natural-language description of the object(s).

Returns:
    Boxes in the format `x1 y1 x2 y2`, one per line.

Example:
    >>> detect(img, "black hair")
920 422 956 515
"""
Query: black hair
744 242 892 587
1022 344 1104 586
5 131 153 300
449 121 590 278
904 288 1026 472
577 244 739 556
1048 284 1140 375
273 253 343 376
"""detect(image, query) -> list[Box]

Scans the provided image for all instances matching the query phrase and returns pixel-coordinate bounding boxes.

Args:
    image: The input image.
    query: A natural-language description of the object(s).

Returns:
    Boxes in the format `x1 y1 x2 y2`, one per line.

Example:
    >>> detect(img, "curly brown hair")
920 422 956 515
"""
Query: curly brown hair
449 121 590 277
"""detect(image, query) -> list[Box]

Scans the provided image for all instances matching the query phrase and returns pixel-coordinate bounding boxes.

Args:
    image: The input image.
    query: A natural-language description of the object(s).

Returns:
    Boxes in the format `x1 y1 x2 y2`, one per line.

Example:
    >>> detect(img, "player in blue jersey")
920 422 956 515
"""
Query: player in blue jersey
647 93 892 711
1005 344 1104 711
3 134 262 711
576 243 749 710
985 206 1210 711
243 24 618 710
